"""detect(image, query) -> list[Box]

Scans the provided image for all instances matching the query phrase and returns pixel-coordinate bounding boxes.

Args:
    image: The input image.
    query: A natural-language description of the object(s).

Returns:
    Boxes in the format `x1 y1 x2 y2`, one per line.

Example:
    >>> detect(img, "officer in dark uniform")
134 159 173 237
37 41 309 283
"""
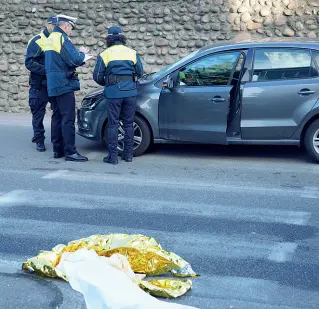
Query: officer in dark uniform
45 15 90 162
25 16 57 152
93 26 144 165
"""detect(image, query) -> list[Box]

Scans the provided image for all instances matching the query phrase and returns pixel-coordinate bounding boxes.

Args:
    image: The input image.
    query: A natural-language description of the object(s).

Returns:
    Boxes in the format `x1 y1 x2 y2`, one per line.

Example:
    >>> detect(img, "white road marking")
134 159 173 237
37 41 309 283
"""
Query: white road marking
41 169 319 199
0 258 22 273
300 186 319 199
0 190 26 205
0 187 311 276
0 216 299 261
0 189 311 226
268 242 298 262
42 170 69 179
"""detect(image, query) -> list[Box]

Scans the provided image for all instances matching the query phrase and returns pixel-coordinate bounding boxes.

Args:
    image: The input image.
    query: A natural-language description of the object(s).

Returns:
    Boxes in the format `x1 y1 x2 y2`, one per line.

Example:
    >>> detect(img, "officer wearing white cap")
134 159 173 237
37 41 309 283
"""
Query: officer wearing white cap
45 15 90 162
25 16 57 152
93 26 144 165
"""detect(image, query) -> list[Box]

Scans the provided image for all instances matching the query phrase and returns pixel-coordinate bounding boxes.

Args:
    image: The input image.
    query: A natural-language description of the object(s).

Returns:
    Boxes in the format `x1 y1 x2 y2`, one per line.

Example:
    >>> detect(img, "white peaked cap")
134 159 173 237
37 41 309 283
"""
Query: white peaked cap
56 14 77 27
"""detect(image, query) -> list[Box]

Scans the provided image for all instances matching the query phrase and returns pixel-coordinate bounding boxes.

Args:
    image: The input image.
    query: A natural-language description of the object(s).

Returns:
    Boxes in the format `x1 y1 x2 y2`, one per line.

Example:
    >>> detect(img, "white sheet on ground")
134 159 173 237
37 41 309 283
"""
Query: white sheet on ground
57 248 199 309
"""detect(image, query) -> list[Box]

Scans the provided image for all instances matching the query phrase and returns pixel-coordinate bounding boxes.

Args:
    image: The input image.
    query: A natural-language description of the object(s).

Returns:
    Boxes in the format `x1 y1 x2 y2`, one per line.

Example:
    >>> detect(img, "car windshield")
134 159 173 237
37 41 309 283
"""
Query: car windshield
151 50 199 79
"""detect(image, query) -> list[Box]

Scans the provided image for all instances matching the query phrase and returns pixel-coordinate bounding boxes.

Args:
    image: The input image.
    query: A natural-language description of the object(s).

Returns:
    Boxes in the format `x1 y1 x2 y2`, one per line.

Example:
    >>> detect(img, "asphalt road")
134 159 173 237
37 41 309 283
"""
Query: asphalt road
0 111 319 309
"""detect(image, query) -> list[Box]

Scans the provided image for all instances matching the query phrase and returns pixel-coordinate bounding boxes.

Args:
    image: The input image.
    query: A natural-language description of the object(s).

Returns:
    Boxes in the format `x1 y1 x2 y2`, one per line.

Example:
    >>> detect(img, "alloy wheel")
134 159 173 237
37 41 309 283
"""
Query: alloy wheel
117 121 143 152
313 128 319 155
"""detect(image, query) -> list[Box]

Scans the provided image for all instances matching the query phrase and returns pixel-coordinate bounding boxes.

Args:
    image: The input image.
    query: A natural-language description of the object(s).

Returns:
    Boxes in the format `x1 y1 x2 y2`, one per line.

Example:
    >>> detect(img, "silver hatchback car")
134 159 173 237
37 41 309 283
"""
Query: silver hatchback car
77 39 319 163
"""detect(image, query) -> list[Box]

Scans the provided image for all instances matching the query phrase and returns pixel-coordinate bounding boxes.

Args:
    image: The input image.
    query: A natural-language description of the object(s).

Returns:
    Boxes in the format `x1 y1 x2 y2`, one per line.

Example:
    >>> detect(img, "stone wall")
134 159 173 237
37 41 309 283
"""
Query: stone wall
0 0 318 112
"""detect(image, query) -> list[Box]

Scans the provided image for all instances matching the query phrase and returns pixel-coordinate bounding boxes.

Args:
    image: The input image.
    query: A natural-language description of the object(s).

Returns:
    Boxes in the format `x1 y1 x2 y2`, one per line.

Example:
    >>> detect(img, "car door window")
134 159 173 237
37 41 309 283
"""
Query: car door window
252 48 318 82
178 51 240 87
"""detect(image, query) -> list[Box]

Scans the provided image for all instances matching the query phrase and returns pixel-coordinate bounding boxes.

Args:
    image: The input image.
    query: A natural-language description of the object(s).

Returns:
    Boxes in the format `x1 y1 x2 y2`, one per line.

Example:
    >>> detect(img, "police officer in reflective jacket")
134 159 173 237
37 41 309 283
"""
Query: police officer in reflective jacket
45 15 90 162
93 26 144 165
25 16 57 152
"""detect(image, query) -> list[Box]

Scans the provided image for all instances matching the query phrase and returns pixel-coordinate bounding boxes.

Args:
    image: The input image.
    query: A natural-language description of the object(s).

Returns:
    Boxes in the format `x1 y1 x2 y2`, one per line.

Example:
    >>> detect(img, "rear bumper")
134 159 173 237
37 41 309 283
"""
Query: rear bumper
76 108 102 141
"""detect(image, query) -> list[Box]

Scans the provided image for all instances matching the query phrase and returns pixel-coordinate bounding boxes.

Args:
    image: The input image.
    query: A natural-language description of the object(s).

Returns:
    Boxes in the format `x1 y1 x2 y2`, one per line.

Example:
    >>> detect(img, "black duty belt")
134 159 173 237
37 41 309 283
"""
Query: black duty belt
105 75 136 85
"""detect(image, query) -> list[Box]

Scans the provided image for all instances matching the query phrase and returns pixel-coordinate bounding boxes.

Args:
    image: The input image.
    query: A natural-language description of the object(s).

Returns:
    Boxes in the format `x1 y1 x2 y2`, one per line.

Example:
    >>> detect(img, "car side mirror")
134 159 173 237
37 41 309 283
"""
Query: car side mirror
162 76 174 89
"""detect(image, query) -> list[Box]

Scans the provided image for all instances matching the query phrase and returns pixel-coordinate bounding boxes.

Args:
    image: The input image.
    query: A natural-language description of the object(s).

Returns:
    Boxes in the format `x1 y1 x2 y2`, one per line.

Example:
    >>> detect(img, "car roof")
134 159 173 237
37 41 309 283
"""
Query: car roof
200 38 319 53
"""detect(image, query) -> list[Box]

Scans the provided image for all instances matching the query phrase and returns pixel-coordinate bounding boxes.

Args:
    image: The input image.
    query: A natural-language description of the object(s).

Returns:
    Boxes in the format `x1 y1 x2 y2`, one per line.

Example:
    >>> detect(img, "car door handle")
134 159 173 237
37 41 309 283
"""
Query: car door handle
298 89 315 95
211 96 225 103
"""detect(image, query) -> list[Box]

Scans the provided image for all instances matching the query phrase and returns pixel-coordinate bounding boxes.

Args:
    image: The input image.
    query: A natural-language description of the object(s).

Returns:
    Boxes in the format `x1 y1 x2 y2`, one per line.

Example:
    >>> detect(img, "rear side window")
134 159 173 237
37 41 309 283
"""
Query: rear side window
252 48 318 82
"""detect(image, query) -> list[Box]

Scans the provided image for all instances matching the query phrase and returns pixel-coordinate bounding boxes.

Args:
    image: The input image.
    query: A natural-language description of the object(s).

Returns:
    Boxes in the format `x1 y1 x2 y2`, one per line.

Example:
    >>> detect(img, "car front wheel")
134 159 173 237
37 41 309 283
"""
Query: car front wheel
104 115 152 157
304 119 319 163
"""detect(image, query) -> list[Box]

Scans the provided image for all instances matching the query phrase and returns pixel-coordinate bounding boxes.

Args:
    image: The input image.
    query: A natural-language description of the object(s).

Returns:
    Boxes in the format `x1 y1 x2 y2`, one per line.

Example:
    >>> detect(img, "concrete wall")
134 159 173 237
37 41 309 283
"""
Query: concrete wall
0 0 318 112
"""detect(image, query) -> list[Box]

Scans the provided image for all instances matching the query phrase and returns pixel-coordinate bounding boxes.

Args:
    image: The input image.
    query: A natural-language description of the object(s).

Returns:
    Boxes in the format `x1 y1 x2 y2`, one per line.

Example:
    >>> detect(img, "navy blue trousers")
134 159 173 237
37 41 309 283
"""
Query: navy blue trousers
29 86 50 143
107 96 136 157
50 92 77 156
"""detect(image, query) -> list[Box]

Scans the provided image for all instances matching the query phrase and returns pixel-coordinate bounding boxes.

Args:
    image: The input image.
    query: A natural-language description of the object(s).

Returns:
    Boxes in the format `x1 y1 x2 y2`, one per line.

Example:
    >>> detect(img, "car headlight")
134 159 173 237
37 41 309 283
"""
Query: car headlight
81 95 102 110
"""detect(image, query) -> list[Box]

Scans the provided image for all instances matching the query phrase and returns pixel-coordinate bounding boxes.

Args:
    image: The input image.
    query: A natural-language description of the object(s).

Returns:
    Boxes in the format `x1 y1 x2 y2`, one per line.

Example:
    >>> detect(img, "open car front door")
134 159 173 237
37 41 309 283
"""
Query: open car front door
158 51 242 144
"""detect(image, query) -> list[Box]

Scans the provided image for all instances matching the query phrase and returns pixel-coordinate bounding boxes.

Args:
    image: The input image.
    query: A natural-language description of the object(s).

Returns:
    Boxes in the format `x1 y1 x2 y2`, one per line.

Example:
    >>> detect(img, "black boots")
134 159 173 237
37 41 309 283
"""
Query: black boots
36 142 46 152
121 153 133 162
103 155 118 165
54 152 65 159
103 152 133 165
65 152 88 162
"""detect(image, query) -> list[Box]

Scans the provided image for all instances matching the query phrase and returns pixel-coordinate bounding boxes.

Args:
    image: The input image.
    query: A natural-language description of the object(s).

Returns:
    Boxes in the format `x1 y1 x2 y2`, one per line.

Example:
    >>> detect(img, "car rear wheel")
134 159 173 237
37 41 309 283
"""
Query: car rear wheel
104 115 151 157
304 119 319 163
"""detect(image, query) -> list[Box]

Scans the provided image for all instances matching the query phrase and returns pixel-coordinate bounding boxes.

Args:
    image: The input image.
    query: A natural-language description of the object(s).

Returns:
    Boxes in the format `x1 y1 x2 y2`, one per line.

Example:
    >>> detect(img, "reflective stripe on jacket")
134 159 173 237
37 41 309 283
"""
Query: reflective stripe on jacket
44 26 85 97
93 44 144 99
25 28 50 87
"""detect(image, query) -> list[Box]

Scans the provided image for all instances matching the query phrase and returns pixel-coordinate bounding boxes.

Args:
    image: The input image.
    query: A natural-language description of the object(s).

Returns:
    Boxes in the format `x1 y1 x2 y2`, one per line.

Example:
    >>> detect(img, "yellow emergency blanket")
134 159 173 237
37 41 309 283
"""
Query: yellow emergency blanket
22 234 198 298
140 279 193 299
